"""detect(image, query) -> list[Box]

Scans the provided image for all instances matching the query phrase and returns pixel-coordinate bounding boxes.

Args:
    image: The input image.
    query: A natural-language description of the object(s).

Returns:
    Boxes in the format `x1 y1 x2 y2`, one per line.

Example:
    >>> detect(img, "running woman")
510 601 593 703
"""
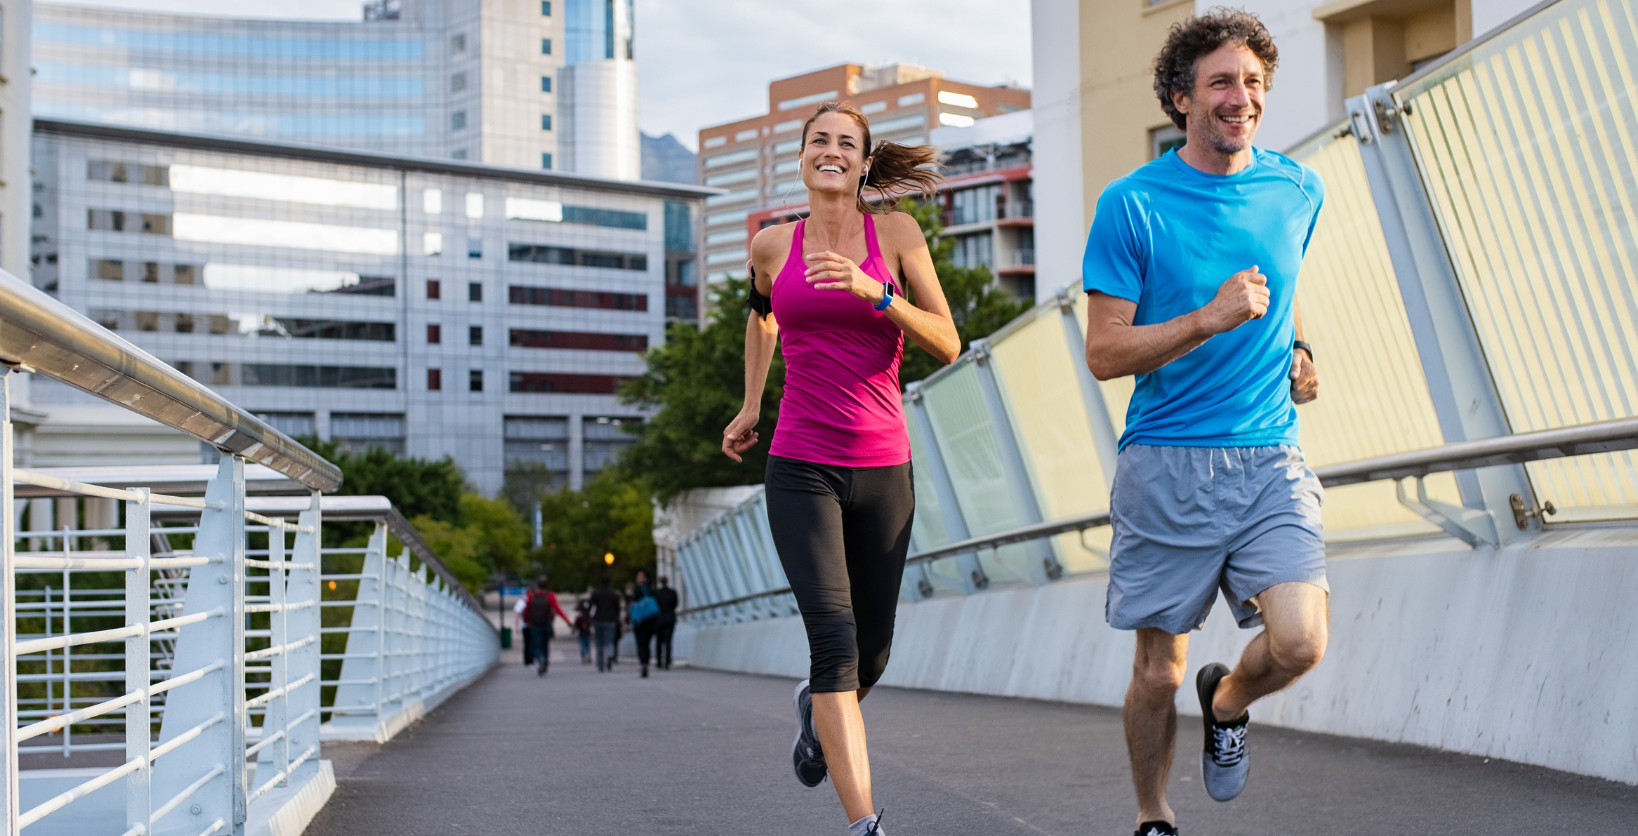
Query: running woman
721 101 959 836
1081 11 1327 836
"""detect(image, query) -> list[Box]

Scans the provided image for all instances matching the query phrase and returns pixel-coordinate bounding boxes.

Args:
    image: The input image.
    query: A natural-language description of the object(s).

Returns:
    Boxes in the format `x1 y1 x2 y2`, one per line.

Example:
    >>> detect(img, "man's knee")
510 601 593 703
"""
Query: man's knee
1269 627 1327 675
1131 655 1188 699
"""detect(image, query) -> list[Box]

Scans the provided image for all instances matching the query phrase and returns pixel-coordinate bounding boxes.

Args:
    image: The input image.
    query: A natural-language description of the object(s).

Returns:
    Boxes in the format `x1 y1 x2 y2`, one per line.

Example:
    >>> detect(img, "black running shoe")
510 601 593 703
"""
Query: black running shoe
863 809 886 835
791 679 827 787
1196 662 1249 801
1133 821 1177 836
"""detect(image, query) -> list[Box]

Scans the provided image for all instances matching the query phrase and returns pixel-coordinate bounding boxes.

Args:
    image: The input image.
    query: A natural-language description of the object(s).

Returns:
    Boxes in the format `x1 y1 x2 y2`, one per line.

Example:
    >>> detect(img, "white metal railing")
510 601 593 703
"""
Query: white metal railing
0 270 498 834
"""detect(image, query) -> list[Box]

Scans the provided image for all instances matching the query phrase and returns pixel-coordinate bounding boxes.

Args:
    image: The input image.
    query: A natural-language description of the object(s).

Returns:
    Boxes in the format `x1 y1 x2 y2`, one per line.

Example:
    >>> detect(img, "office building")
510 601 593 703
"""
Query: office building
696 63 1030 283
29 118 709 492
1029 0 1540 290
32 0 639 178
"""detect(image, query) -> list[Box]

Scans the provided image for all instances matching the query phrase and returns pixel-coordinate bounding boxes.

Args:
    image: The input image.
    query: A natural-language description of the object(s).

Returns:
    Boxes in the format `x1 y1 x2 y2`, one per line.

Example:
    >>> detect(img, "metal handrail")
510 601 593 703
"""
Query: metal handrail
0 269 341 492
242 495 492 622
681 417 1638 614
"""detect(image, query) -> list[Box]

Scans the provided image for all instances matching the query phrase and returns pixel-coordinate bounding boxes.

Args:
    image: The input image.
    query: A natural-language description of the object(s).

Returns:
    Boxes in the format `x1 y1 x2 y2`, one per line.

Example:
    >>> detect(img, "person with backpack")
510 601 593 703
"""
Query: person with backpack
573 600 594 664
628 569 661 678
524 576 571 677
653 575 680 671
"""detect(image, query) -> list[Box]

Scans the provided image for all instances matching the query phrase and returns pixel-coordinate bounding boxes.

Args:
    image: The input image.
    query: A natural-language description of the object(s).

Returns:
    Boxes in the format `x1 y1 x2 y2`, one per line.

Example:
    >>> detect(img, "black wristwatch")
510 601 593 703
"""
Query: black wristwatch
1293 340 1314 361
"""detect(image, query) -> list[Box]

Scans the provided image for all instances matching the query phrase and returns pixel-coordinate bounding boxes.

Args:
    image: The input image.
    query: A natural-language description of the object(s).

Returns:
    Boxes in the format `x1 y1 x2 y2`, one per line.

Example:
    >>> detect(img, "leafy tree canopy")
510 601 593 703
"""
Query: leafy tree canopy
617 276 784 503
534 467 657 592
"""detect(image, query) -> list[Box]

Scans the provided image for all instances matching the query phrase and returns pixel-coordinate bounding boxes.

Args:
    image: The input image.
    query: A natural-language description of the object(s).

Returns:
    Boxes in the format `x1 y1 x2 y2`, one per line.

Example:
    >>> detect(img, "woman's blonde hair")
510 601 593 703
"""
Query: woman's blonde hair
799 101 941 214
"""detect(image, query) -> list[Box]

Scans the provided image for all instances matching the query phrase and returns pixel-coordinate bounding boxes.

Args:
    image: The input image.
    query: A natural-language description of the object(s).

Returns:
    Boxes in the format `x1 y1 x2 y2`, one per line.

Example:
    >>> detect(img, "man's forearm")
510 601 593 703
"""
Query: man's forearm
1086 308 1214 380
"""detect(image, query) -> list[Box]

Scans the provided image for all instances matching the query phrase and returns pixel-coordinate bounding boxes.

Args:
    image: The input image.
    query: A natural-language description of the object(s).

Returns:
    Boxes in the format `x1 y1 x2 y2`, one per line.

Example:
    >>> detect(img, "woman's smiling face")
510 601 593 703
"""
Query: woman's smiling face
801 110 868 196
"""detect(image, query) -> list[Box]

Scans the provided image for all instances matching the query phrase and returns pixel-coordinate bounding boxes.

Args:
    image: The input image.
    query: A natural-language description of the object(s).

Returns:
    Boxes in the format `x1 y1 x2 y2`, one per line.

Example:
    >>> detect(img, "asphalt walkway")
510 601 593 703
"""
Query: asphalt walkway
306 649 1637 836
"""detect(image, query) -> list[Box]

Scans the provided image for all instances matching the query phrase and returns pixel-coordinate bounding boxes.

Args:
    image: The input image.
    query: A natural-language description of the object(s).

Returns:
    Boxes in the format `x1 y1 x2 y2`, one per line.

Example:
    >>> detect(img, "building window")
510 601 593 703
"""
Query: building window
509 372 624 394
451 110 467 131
427 279 441 299
331 412 406 455
541 153 553 170
424 232 443 256
468 238 483 259
469 325 483 346
541 0 551 14
452 149 468 160
428 368 442 390
469 370 484 392
424 188 442 214
1149 125 1186 160
452 33 466 53
241 364 396 390
508 329 649 352
541 76 552 93
509 285 648 311
541 114 552 131
174 264 196 284
427 323 441 344
541 38 552 55
450 72 466 93
507 244 648 271
468 281 483 302
93 259 124 281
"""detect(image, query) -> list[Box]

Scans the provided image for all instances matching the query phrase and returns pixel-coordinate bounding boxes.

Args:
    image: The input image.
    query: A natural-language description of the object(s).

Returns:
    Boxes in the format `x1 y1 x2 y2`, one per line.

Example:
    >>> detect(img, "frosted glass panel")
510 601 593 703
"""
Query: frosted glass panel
1396 0 1638 520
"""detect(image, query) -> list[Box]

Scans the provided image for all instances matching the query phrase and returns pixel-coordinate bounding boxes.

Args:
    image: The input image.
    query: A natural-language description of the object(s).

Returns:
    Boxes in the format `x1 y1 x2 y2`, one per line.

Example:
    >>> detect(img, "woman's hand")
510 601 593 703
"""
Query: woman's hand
721 408 761 462
805 251 886 305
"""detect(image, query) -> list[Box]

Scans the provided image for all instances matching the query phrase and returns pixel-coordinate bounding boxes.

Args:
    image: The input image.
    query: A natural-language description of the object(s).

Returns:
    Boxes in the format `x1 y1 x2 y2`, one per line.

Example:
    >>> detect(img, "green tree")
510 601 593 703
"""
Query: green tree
617 276 784 502
300 439 463 525
896 198 1032 384
413 494 530 592
534 468 656 592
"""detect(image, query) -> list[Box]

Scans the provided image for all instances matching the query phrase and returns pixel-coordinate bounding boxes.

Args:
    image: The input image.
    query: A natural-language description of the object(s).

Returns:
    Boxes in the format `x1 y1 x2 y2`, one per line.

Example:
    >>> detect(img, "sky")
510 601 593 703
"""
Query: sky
64 0 1035 152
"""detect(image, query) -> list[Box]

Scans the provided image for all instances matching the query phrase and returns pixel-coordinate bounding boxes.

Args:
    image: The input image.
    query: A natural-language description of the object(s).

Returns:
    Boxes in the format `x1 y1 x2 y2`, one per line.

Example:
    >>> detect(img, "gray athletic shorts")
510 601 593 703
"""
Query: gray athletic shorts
1106 444 1328 634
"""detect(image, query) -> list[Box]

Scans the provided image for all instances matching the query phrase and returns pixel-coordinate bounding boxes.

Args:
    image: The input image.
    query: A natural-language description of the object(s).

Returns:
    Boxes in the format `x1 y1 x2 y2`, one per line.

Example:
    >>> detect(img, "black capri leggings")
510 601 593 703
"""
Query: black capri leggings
765 455 914 694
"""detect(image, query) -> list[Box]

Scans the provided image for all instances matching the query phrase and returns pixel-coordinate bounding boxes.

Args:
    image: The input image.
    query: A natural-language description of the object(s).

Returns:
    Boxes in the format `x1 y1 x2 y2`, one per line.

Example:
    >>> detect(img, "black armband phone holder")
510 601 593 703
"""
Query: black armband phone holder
747 267 772 319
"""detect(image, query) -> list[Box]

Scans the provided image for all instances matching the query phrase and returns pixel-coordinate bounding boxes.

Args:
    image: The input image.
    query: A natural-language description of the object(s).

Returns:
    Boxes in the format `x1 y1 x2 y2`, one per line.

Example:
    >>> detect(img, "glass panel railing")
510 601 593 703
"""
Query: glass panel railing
1071 293 1134 440
919 361 1033 583
988 308 1109 573
1286 123 1460 538
905 412 964 595
1396 0 1638 521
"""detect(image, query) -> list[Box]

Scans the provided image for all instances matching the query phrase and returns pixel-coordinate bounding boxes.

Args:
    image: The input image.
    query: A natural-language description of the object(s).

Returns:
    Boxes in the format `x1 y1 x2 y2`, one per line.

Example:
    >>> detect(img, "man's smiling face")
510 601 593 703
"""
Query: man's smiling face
1174 43 1266 156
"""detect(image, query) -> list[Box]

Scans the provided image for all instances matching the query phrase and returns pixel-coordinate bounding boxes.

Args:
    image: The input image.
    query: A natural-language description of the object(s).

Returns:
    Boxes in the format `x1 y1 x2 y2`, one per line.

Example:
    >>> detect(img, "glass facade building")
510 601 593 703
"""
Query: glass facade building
32 0 639 178
29 119 709 493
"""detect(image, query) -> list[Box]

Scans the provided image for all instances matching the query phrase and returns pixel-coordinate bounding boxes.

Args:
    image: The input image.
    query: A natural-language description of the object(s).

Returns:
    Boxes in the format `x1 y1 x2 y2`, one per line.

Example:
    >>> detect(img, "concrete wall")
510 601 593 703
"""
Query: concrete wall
688 527 1638 785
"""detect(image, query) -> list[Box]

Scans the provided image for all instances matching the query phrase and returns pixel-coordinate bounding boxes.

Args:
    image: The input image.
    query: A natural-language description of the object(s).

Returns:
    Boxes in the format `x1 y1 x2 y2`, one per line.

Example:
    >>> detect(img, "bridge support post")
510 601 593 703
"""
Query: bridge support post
971 339 1063 584
905 381 988 595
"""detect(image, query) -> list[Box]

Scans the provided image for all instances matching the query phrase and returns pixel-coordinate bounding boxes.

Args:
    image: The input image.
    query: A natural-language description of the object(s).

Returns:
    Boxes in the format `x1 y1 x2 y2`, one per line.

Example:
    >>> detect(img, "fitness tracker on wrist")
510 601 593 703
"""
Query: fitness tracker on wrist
873 281 895 311
1293 340 1314 361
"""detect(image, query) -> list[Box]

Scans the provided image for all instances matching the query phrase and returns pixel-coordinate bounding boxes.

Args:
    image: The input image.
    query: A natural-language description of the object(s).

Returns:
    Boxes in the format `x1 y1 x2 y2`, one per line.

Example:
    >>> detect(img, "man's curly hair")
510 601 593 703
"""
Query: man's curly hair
1154 8 1279 131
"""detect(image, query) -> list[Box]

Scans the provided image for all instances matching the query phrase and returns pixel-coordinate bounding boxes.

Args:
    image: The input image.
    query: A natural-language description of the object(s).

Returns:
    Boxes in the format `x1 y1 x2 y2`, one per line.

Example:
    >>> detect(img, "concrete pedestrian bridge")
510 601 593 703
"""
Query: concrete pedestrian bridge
2 1 1637 834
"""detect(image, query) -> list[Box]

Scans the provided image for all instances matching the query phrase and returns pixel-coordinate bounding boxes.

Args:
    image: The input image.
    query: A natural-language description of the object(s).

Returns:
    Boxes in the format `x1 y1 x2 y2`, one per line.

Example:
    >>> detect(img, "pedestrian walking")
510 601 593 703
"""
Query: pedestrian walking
653 575 679 670
523 576 571 677
628 568 661 678
573 600 594 664
721 101 958 836
1081 11 1328 835
588 575 621 672
513 594 532 666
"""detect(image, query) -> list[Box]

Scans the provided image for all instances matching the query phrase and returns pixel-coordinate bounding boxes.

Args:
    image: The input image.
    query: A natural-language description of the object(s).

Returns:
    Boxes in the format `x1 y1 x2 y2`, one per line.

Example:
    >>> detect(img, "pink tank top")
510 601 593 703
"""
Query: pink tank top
768 214 911 468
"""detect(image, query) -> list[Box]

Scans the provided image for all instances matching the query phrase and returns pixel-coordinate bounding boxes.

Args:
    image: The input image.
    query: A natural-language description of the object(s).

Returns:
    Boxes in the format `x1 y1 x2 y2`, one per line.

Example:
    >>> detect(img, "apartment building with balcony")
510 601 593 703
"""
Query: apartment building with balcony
28 119 709 493
696 63 1030 284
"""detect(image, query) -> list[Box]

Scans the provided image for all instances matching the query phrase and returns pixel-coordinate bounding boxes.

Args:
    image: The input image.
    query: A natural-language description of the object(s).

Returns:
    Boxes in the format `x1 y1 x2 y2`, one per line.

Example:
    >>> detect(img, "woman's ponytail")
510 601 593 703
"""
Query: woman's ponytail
858 141 940 214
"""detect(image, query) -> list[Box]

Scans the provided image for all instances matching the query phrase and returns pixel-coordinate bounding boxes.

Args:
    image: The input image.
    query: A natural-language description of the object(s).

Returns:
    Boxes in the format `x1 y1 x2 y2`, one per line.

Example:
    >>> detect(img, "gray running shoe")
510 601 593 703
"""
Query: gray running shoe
1196 663 1249 802
791 679 827 787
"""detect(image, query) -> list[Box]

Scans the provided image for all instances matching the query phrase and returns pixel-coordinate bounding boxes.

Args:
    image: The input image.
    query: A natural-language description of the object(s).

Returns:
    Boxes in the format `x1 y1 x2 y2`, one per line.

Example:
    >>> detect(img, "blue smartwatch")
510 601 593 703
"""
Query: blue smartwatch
873 281 895 311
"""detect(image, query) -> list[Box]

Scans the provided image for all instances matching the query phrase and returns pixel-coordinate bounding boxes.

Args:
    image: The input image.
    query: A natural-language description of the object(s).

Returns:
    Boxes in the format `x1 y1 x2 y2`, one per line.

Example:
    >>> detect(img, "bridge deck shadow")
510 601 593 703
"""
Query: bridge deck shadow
304 649 1637 835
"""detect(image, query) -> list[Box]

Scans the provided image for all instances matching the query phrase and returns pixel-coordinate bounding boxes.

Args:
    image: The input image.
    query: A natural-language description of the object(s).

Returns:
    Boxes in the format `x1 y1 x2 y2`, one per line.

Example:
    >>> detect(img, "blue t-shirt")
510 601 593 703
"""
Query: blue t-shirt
1082 147 1323 450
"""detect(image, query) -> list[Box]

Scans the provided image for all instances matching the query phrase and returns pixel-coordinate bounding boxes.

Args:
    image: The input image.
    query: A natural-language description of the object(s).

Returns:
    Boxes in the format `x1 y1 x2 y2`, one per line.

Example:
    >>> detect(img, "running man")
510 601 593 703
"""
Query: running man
721 101 959 836
1081 11 1327 836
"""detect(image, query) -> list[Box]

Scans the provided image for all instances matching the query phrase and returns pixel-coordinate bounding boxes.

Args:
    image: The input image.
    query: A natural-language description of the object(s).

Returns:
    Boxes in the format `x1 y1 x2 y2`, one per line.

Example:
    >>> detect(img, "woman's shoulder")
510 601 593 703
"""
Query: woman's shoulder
751 220 798 253
875 210 928 249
